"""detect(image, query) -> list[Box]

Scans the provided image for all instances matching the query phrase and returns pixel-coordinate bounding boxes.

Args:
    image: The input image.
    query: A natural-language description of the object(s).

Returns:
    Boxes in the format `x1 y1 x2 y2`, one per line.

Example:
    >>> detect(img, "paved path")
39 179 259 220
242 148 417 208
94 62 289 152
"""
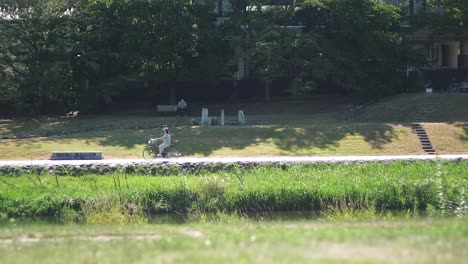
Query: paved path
1 154 467 167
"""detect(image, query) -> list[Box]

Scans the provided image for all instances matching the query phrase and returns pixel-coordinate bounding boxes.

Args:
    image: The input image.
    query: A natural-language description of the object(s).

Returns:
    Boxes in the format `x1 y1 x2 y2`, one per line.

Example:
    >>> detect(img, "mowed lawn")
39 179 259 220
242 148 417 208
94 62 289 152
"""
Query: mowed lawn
0 218 466 264
0 94 467 159
0 123 451 159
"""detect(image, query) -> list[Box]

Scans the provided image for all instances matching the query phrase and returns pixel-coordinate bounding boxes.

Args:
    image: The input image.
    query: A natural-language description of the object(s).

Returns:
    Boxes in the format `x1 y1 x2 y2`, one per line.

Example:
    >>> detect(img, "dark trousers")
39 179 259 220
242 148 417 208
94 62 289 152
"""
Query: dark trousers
177 108 188 116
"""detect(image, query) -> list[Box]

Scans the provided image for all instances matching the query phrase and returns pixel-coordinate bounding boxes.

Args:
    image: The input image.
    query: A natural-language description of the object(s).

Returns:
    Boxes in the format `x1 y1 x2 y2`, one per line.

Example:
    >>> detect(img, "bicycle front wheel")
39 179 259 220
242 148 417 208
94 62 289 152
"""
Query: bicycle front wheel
165 146 181 158
143 146 156 160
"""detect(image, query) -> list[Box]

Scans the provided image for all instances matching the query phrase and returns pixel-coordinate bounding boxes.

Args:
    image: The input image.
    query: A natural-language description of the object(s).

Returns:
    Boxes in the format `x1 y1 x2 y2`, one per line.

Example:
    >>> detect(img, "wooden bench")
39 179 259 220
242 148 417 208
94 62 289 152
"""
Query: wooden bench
157 105 177 113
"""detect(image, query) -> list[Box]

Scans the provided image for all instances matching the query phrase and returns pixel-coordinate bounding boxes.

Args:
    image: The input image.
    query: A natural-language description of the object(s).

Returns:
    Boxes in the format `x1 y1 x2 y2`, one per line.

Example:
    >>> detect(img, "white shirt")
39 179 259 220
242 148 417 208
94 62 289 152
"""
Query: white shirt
162 133 171 145
178 100 187 109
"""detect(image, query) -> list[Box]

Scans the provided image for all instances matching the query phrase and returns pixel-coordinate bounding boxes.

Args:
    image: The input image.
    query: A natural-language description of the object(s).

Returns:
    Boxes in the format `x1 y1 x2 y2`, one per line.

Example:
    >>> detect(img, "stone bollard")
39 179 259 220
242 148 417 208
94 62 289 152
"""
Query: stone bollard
220 109 225 126
209 117 218 126
201 108 209 126
238 110 246 125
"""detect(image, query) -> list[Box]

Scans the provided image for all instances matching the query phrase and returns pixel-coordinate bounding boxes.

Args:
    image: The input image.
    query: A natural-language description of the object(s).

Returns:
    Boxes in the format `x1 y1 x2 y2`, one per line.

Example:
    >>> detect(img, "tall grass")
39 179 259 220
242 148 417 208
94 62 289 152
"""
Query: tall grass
0 161 467 222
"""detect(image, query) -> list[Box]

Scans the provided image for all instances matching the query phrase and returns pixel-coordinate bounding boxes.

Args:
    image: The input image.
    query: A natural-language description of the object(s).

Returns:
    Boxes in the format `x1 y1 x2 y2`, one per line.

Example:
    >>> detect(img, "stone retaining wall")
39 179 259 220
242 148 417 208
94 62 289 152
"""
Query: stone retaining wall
1 159 465 176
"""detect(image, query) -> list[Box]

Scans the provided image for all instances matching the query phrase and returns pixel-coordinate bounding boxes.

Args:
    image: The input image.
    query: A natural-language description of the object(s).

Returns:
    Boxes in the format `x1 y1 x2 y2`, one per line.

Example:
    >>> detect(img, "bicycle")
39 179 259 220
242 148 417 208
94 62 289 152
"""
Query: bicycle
142 138 181 159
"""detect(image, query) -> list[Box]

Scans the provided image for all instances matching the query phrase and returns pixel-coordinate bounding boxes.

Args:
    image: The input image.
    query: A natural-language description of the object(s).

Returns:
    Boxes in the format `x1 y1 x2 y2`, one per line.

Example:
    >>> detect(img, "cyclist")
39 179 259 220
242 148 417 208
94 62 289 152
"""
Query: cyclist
156 126 171 157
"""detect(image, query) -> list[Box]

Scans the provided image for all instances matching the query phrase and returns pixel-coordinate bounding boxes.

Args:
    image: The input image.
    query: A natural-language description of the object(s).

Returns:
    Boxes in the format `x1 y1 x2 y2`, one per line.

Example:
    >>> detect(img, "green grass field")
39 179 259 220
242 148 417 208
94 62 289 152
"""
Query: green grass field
0 94 467 159
0 218 466 264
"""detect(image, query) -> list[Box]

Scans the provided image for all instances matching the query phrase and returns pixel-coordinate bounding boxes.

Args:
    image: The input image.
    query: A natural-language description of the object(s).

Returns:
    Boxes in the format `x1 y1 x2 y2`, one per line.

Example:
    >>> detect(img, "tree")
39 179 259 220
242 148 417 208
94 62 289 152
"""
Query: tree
423 0 468 67
69 0 134 111
225 1 298 101
251 28 292 101
223 0 421 99
121 0 217 104
296 0 421 97
426 0 468 38
0 0 76 114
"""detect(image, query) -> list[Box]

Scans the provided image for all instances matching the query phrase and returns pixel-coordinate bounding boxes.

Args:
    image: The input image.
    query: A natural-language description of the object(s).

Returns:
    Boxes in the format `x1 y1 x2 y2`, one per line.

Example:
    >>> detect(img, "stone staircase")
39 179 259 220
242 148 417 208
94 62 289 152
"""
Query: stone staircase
411 124 436 155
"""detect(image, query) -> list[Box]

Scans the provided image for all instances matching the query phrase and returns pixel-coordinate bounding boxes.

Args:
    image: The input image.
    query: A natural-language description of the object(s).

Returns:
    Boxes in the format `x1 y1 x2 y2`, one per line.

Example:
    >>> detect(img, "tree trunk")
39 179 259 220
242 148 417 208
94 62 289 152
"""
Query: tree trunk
264 79 271 101
170 86 176 105
460 41 468 68
229 78 239 102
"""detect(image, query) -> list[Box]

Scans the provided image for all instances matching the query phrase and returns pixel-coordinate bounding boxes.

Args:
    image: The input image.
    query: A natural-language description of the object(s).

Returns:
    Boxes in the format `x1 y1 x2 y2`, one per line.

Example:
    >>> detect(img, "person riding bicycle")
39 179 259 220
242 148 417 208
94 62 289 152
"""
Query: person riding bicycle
156 126 171 157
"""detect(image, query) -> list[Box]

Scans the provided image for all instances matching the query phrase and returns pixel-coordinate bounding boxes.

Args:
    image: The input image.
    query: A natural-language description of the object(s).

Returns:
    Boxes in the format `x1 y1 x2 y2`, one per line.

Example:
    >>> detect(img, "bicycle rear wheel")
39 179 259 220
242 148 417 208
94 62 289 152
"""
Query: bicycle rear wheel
143 146 156 160
165 146 181 158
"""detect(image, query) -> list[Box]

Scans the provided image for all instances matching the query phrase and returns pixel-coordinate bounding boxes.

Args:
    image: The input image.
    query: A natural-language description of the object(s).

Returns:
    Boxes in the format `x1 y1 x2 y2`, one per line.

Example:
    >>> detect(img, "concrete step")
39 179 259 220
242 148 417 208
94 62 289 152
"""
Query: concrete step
410 123 435 154
51 151 102 160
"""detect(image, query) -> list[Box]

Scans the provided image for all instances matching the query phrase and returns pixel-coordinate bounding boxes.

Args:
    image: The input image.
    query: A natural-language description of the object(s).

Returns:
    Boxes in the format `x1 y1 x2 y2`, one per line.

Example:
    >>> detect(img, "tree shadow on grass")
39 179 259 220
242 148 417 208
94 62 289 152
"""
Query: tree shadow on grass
98 124 396 156
0 117 75 136
4 124 397 158
456 123 468 141
270 124 396 153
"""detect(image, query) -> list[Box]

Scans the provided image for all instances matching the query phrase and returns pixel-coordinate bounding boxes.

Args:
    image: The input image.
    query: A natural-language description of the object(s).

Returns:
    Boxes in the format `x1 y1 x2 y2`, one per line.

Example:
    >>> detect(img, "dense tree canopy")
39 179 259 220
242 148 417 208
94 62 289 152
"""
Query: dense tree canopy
416 0 468 67
0 0 429 115
425 0 468 39
0 0 76 114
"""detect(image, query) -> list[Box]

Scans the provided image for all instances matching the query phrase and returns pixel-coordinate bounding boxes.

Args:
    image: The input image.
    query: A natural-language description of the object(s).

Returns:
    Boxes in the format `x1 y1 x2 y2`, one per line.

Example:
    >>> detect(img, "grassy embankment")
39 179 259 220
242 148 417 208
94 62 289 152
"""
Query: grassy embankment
0 94 467 264
0 94 467 159
1 161 466 221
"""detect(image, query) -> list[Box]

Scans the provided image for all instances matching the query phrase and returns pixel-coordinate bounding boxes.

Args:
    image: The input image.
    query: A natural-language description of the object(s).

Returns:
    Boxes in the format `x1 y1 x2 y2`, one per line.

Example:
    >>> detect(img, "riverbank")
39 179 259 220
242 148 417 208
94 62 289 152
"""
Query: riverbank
1 161 466 220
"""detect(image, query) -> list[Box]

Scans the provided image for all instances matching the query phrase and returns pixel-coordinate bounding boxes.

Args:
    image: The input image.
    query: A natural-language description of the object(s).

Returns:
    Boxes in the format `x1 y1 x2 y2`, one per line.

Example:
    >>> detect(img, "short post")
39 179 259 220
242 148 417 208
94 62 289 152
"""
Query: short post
209 116 218 126
424 81 433 94
201 108 209 126
220 109 225 126
238 110 246 125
